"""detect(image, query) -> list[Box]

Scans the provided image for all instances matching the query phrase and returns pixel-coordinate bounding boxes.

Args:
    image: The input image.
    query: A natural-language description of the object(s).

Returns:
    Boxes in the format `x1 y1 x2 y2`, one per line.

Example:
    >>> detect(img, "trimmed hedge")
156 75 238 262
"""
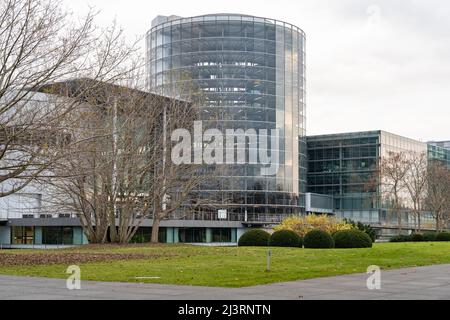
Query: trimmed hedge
344 219 377 242
390 235 411 243
423 232 437 242
436 232 450 242
410 233 425 242
304 230 335 249
238 229 270 247
269 230 303 248
333 230 373 249
388 232 450 243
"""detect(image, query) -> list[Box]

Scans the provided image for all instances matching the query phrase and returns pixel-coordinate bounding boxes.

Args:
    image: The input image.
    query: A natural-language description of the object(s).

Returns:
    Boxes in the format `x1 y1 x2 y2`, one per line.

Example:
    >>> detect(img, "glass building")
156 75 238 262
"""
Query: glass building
428 143 450 168
147 14 307 218
307 130 430 226
307 131 381 217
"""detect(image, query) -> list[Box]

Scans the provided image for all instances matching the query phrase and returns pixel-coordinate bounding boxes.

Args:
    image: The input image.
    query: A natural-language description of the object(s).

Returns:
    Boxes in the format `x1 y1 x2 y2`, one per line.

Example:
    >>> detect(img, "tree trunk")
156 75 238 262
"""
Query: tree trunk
109 206 118 243
397 209 402 232
436 214 441 233
418 212 421 232
413 211 418 232
151 215 161 244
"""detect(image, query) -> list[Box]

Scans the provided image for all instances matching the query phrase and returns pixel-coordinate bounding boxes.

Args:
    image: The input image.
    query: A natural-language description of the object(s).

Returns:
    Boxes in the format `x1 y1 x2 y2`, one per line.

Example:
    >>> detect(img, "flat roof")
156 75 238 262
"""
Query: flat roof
307 130 430 145
148 13 306 37
307 130 381 140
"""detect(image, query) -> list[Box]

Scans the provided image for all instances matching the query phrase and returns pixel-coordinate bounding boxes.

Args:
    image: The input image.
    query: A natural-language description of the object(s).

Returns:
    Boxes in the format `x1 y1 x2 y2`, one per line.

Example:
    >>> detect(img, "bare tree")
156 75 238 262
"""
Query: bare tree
149 108 213 244
378 151 410 231
42 77 216 244
41 80 162 243
1 0 218 244
426 161 450 232
404 151 428 232
0 0 139 198
147 78 224 244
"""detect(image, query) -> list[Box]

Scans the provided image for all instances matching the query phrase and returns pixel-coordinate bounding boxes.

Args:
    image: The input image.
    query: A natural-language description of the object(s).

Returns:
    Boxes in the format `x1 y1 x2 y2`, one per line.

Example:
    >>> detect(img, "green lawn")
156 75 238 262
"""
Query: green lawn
1 243 450 288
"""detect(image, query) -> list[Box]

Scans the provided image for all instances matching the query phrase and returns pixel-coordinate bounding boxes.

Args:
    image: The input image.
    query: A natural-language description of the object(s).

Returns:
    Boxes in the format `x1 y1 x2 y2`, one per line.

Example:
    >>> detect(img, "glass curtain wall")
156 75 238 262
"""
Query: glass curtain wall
147 14 306 216
428 144 450 168
307 131 381 211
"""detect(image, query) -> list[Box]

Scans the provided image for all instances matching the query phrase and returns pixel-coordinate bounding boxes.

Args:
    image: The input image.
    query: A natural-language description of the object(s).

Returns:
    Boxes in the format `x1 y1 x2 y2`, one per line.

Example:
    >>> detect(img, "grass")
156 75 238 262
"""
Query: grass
1 242 450 288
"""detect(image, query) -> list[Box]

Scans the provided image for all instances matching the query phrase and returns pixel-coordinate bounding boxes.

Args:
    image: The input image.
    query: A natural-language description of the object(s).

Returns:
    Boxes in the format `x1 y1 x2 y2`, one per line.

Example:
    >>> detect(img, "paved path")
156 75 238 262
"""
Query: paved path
1 264 450 300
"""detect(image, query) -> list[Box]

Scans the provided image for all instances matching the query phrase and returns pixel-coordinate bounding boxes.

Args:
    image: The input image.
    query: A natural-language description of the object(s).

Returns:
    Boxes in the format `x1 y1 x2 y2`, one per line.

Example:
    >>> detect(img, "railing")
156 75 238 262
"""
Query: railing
153 212 289 224
369 222 438 231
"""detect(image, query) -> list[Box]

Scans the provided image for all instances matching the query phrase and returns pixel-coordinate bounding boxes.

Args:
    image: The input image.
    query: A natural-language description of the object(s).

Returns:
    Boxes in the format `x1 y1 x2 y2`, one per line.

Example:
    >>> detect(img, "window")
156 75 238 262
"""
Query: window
212 229 232 243
131 228 166 243
11 227 34 245
178 228 206 243
42 227 73 245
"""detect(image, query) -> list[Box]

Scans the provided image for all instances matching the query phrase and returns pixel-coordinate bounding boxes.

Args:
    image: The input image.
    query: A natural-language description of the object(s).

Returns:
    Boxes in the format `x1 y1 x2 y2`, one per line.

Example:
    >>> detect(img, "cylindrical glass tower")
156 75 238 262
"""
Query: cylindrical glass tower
147 14 306 218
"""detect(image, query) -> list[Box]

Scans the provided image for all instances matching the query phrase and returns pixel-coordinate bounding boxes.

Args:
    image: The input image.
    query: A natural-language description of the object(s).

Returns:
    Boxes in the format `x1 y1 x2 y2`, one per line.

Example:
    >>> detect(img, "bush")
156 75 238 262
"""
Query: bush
275 215 353 237
333 230 373 249
410 233 425 242
304 230 335 249
344 219 377 242
436 232 450 242
238 229 270 247
423 232 437 242
269 230 303 248
390 235 411 243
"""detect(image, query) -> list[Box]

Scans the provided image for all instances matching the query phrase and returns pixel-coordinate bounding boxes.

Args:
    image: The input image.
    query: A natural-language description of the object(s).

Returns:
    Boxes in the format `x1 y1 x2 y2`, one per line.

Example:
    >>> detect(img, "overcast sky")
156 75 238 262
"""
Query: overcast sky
62 0 450 142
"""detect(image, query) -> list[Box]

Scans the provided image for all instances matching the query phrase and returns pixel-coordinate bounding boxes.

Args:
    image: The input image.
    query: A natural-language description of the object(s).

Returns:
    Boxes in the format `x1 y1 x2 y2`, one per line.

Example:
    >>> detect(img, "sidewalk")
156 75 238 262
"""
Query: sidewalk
1 264 449 300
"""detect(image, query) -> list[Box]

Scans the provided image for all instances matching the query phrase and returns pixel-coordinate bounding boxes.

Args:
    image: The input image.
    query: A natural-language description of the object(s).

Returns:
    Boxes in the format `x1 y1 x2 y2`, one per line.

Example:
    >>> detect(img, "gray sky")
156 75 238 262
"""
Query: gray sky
62 0 450 142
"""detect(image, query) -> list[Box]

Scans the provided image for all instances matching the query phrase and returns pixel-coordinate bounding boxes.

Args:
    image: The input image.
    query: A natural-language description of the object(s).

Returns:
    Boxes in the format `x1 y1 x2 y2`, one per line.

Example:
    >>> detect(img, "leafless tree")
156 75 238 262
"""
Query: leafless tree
41 80 164 243
404 151 428 232
377 151 410 231
1 0 219 244
42 77 217 244
0 0 139 198
147 80 221 244
426 161 450 232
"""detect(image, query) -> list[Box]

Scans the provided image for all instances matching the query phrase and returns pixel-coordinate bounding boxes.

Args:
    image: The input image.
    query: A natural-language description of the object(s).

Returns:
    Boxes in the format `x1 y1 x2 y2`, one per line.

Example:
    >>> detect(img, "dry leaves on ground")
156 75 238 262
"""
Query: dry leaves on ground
0 252 170 267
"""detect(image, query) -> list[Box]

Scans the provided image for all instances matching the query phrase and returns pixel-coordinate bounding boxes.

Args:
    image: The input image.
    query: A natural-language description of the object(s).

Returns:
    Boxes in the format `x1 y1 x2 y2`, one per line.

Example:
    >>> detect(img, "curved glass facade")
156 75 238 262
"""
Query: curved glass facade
147 14 307 216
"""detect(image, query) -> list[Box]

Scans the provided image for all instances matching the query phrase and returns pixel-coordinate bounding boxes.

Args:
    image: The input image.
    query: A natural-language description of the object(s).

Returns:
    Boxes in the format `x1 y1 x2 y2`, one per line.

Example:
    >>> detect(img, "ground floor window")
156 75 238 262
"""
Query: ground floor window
178 228 206 243
11 226 34 245
42 227 73 245
212 228 232 243
131 228 167 244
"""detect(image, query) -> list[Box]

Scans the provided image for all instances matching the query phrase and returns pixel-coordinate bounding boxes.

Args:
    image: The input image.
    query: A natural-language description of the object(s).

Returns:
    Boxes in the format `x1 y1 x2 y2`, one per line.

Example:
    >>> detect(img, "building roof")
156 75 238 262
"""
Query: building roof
148 13 306 37
306 130 382 140
33 78 190 106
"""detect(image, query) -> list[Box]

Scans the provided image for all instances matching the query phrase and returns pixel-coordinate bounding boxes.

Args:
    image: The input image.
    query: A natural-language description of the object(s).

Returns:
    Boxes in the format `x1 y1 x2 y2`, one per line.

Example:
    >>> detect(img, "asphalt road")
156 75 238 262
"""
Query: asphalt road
1 264 449 300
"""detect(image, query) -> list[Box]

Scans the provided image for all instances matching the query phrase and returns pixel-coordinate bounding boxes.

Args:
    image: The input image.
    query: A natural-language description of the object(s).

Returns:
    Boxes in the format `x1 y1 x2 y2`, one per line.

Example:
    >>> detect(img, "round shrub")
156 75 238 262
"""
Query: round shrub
333 230 373 249
436 232 450 242
410 233 425 242
423 232 437 242
390 235 411 243
304 230 335 249
238 229 270 247
269 230 303 248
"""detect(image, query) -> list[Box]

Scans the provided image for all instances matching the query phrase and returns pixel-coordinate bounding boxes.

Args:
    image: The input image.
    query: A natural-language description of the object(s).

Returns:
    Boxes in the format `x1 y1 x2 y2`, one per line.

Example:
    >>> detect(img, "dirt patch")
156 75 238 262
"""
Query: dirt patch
66 243 174 251
0 253 168 267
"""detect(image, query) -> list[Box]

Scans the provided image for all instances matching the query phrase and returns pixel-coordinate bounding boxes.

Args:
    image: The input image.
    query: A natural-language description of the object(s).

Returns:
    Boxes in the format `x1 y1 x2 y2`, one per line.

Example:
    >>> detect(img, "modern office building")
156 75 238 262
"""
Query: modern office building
147 14 307 218
428 142 450 167
306 130 440 231
429 141 450 149
2 13 450 247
